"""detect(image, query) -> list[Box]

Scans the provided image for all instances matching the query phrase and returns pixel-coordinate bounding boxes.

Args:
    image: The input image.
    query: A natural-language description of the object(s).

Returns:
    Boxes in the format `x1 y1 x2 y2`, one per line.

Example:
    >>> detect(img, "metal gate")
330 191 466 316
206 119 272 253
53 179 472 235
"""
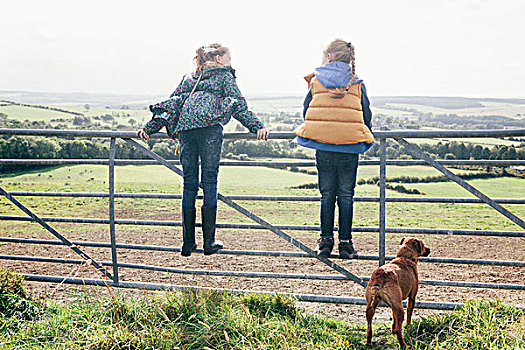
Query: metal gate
1 127 524 310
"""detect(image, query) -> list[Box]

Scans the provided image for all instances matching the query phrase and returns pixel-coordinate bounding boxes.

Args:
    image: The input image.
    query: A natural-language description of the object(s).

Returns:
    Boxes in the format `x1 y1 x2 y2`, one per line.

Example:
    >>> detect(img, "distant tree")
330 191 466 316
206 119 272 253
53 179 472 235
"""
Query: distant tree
152 142 175 159
504 147 517 160
29 137 60 159
73 116 84 125
472 145 483 159
84 104 90 112
481 147 491 160
128 118 137 127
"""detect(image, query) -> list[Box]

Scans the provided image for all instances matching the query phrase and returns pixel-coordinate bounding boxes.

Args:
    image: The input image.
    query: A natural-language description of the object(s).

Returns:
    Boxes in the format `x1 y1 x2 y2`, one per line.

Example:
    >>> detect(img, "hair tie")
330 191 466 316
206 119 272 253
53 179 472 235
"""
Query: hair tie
346 42 351 48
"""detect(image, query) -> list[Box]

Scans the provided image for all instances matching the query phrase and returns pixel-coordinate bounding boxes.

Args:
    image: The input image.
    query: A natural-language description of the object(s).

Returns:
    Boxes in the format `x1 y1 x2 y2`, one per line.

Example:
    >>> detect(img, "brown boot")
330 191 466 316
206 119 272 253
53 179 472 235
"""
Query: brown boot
316 237 334 257
338 240 358 259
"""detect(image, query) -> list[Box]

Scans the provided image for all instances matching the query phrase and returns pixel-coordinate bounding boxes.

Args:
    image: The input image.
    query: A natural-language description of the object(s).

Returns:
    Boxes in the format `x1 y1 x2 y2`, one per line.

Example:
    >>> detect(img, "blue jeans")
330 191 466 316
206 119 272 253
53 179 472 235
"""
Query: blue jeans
179 125 223 210
316 150 359 241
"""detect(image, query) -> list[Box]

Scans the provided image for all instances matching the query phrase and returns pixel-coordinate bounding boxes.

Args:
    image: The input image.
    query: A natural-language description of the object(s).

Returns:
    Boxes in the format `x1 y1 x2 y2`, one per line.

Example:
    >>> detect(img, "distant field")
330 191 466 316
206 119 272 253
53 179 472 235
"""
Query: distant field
0 104 76 122
1 94 524 148
0 104 151 127
1 164 524 231
401 136 524 147
382 102 525 118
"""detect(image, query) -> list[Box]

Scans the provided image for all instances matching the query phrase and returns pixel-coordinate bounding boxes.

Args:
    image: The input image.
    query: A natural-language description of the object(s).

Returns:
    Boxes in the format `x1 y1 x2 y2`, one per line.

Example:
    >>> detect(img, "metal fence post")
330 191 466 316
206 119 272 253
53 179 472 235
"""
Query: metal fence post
109 138 119 284
379 138 386 266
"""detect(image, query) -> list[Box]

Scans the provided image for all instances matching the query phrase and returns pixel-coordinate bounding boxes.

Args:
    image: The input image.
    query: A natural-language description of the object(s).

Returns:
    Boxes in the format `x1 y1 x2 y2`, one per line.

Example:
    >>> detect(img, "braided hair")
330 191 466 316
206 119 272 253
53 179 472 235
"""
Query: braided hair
324 39 356 99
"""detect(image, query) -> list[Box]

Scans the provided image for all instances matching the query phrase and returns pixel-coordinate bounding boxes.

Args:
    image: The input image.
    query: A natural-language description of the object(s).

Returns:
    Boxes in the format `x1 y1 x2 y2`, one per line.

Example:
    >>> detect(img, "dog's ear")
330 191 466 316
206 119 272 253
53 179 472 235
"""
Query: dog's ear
400 238 405 246
413 240 422 254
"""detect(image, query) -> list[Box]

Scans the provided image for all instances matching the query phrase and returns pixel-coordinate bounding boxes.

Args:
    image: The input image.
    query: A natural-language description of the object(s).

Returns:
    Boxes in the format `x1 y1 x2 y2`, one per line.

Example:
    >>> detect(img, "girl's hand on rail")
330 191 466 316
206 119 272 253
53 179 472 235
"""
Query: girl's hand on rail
137 130 150 141
256 128 270 141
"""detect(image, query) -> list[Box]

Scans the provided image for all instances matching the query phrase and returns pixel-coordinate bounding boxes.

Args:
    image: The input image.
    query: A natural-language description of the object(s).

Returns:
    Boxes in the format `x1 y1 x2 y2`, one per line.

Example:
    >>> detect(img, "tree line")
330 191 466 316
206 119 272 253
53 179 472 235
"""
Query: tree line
365 140 525 160
1 135 524 174
0 136 150 173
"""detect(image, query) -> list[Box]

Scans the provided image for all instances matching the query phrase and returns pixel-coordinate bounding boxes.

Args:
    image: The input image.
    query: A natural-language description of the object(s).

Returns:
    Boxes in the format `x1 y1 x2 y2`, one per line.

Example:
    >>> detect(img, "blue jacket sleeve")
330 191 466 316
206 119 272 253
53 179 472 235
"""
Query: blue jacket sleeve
361 83 373 130
302 89 312 119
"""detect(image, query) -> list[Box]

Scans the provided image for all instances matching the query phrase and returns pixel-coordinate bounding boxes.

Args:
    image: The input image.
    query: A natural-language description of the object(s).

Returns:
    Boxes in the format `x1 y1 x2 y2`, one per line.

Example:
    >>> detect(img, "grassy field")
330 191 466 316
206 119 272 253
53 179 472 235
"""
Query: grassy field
1 267 523 350
1 95 523 348
383 102 525 118
0 104 150 127
0 105 77 122
0 158 524 349
1 164 524 232
405 137 525 147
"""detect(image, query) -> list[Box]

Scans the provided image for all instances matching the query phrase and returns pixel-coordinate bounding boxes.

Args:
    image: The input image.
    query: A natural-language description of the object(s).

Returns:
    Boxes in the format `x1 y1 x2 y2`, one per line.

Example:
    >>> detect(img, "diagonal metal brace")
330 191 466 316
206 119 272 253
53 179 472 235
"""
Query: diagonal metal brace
0 186 112 279
124 138 367 288
395 138 525 230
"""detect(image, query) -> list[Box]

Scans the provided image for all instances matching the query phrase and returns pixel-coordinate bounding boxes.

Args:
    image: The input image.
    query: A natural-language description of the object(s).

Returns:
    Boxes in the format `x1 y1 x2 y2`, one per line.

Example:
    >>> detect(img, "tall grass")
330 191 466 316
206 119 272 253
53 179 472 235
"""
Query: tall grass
0 282 523 349
0 288 389 350
406 299 525 349
0 267 42 320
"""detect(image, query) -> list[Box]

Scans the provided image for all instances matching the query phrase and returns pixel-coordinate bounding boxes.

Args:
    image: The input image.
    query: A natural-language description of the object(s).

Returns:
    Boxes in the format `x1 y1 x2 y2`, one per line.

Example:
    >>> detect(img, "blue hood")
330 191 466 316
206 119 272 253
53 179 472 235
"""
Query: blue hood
314 61 361 88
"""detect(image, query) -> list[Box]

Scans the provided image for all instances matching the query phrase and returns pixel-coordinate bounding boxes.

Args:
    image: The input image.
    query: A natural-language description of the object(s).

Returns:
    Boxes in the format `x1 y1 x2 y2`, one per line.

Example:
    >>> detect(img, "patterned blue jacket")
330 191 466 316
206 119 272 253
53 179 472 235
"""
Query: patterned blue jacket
143 66 264 139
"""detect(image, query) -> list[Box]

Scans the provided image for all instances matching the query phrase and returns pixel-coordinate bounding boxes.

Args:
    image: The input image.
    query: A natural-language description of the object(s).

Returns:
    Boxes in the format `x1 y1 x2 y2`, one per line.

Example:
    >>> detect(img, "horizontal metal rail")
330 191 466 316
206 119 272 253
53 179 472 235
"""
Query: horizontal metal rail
2 127 525 139
2 215 524 237
397 137 525 230
0 186 112 279
1 158 525 167
6 191 525 204
20 274 466 310
3 255 524 290
1 127 524 307
1 236 523 267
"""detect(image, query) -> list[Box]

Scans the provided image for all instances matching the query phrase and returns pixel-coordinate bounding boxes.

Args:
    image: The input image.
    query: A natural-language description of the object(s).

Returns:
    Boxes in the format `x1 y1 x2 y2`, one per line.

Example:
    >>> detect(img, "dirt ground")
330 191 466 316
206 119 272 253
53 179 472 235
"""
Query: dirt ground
2 211 524 325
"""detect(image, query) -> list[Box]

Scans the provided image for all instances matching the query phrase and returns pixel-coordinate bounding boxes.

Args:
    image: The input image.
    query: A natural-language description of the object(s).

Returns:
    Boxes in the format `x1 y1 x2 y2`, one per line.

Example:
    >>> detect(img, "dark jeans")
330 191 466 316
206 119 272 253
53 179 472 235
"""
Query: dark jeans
315 150 359 241
179 125 223 210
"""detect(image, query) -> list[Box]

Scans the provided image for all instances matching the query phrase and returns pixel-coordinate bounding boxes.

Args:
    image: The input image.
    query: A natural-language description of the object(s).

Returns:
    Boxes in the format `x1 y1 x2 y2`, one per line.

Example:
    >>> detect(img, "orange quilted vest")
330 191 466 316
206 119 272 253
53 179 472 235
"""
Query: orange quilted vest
294 74 374 145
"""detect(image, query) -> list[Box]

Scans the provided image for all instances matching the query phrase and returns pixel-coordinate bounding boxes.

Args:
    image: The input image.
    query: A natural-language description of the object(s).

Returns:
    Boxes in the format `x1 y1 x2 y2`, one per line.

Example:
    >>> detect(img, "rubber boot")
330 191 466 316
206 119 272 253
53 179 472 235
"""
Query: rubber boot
201 206 223 255
181 209 197 257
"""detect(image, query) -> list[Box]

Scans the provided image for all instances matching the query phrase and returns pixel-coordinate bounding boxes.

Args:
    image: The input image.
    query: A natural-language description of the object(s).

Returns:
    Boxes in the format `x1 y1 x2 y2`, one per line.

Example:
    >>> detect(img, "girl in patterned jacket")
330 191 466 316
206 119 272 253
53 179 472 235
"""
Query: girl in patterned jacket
138 43 269 257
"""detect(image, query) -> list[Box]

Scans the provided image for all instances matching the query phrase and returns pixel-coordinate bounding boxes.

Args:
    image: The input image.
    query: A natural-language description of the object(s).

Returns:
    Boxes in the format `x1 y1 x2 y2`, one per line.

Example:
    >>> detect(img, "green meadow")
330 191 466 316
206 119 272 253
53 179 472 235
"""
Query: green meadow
1 164 524 233
1 98 524 349
0 104 150 127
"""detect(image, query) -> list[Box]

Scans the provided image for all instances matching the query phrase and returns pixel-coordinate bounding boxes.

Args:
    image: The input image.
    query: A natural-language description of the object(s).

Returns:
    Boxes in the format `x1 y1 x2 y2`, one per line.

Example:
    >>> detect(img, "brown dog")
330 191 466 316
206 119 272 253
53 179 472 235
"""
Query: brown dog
365 237 430 348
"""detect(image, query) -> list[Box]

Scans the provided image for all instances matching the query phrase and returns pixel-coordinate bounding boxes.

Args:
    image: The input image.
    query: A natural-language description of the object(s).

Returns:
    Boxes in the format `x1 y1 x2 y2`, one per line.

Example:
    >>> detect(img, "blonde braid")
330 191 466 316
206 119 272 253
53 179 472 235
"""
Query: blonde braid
325 39 356 99
348 43 356 90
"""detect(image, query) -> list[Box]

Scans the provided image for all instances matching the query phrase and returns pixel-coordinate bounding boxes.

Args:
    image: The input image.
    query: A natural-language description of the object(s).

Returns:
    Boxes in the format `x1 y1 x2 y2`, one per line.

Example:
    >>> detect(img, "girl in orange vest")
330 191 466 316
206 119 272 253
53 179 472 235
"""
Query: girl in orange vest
294 39 374 259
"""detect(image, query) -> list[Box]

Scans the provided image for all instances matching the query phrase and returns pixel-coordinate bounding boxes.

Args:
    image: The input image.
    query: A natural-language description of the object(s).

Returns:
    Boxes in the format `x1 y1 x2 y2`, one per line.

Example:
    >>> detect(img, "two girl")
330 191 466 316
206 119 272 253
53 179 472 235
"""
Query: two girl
139 39 373 260
138 43 269 256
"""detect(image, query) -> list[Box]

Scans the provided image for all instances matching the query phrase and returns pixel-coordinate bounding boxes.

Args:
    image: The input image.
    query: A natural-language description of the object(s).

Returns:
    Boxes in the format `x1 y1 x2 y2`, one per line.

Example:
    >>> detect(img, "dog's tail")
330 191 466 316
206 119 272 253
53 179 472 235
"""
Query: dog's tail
368 270 393 307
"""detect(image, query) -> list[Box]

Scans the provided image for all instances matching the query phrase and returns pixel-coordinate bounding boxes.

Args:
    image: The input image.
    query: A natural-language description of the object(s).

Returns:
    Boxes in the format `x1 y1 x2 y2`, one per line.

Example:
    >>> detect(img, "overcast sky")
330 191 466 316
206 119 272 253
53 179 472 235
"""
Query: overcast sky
1 0 524 98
